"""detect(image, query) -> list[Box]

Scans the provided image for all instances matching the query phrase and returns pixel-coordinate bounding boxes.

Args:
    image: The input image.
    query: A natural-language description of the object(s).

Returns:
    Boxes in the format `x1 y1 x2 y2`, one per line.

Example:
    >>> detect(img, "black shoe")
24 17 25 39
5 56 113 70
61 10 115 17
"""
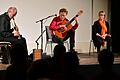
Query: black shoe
97 49 100 53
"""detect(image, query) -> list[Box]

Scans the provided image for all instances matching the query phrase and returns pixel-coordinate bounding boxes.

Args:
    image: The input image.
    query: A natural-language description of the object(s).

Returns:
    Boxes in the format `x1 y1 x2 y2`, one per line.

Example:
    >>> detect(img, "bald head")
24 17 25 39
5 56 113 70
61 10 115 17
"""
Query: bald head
7 7 17 19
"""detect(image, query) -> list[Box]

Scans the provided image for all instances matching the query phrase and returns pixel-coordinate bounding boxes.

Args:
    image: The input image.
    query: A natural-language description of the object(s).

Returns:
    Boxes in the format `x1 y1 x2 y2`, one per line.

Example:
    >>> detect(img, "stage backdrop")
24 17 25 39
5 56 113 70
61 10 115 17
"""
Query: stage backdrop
0 0 108 54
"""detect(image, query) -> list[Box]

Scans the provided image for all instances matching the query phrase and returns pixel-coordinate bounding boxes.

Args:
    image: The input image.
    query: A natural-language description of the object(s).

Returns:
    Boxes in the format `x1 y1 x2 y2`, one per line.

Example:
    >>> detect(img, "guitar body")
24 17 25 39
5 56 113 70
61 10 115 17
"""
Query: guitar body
53 20 73 39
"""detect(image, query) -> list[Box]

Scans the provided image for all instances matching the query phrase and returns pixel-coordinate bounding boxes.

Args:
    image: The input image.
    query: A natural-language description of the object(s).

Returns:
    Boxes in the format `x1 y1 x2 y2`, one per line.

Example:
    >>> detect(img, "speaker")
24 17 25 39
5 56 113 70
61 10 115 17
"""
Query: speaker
33 49 41 61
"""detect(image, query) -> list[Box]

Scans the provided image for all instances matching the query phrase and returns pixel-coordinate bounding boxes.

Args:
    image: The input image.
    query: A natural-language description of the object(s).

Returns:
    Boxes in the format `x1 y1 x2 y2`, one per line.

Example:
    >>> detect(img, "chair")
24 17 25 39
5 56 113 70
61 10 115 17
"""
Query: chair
0 41 11 64
89 25 97 55
44 26 69 56
89 40 96 55
89 25 108 55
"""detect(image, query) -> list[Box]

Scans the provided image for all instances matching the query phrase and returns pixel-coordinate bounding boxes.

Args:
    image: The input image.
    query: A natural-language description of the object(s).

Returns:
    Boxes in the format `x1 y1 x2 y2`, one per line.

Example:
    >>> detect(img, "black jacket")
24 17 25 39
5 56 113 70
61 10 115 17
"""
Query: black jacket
93 20 110 35
0 12 14 38
92 20 110 47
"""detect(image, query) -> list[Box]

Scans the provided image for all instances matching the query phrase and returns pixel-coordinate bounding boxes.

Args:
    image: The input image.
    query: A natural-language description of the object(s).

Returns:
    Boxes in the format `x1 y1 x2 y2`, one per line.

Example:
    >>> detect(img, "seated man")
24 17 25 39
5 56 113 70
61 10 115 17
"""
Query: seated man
93 11 111 53
49 8 82 52
0 7 28 63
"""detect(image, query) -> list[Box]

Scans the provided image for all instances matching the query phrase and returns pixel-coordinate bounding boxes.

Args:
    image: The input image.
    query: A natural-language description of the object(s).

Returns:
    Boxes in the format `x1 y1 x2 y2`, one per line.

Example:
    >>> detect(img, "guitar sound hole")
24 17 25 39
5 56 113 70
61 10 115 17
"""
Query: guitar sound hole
58 27 65 32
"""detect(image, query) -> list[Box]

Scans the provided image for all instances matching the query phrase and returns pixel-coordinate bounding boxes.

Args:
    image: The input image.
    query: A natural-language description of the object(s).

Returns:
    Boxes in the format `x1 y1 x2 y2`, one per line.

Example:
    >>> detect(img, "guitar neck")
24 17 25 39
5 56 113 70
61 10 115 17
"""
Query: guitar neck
66 14 79 27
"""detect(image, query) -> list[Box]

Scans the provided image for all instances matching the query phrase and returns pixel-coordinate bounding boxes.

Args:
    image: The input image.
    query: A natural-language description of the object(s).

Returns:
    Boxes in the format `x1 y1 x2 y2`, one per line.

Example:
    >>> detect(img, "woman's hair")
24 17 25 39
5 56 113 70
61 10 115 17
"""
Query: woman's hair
59 8 68 15
98 10 105 16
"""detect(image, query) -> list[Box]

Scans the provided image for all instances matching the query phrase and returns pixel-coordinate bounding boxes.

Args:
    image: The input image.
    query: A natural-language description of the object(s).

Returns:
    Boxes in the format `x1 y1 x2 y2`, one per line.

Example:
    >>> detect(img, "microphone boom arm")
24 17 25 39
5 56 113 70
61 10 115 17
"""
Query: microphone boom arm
36 14 57 23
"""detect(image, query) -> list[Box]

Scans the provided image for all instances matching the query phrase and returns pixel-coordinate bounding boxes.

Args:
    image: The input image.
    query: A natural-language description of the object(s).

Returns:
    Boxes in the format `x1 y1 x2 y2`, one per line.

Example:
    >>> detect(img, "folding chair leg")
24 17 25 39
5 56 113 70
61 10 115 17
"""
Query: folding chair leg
93 44 94 53
50 42 53 56
44 42 48 53
89 40 92 55
66 42 70 52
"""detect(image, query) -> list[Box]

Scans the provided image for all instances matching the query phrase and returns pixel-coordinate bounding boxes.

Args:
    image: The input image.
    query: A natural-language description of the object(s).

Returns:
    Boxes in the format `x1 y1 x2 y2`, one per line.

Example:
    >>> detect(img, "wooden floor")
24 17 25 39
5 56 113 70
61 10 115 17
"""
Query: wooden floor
78 52 120 65
0 52 120 70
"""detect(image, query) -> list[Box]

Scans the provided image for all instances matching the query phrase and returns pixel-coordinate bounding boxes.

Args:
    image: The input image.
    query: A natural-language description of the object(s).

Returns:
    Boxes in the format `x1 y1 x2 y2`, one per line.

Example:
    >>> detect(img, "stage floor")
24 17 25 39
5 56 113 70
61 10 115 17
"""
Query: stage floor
78 52 120 65
0 52 120 70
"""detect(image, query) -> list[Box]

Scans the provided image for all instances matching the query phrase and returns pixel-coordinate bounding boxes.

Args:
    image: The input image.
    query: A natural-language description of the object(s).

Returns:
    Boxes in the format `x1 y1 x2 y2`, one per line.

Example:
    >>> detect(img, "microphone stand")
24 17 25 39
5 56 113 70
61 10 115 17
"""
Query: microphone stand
35 30 46 49
36 15 54 54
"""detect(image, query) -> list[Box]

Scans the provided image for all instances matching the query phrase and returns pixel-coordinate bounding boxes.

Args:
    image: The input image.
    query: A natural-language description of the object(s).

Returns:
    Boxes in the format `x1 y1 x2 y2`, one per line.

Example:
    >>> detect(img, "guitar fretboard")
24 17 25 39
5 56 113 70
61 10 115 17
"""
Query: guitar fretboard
66 14 79 27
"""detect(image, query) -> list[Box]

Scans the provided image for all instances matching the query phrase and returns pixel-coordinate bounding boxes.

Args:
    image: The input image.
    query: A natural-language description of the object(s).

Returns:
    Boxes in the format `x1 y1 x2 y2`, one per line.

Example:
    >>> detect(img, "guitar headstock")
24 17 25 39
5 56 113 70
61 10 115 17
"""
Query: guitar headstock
77 10 83 16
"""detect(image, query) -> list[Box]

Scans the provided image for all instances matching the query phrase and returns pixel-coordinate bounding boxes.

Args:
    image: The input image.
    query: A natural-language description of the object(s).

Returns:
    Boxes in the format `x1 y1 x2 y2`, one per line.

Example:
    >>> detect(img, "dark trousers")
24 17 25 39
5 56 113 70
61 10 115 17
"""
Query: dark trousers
2 37 28 63
96 36 111 52
52 29 75 50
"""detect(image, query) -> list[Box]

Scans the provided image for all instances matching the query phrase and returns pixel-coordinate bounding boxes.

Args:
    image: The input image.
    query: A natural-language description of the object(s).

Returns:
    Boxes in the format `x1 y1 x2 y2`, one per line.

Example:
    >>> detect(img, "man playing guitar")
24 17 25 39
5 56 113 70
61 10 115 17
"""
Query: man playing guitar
50 8 83 52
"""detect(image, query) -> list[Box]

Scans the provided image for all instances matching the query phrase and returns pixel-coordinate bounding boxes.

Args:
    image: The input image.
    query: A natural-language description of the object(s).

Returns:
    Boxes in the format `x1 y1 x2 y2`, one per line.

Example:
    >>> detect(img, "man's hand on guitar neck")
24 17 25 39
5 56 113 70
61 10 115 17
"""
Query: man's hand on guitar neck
74 17 79 25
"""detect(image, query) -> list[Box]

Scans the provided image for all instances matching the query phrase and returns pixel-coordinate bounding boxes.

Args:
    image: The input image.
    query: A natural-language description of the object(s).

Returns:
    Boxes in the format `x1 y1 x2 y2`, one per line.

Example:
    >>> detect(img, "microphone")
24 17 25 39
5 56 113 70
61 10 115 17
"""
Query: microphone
46 14 57 18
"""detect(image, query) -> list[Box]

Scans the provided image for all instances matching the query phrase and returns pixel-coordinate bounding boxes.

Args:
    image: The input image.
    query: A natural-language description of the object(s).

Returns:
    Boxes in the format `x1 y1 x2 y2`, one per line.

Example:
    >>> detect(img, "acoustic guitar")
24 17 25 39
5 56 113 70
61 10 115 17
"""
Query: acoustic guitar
53 10 83 39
